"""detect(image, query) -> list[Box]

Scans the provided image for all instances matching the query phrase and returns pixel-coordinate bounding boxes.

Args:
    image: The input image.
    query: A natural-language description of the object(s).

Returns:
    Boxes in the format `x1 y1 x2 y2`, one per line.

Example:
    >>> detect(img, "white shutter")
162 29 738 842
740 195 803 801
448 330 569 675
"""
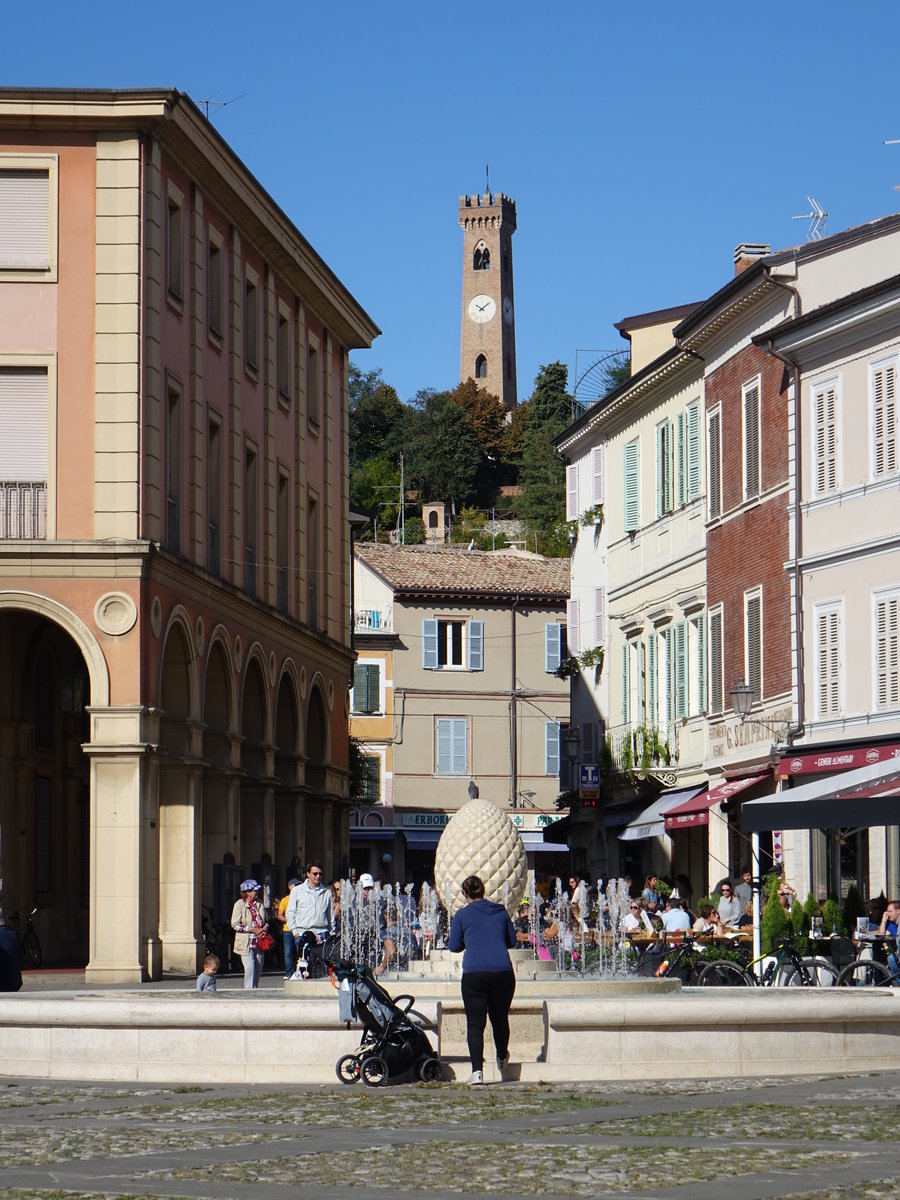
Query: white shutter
422 619 438 669
687 402 701 501
621 643 630 724
593 587 605 646
566 599 580 656
591 445 604 505
873 363 897 478
708 409 721 519
0 369 48 478
436 719 451 774
817 608 840 717
647 634 658 725
697 614 707 714
675 620 687 719
875 595 900 709
664 626 675 723
624 439 639 531
467 620 484 671
0 169 49 268
566 464 578 521
452 719 468 774
744 381 760 499
545 622 562 672
814 385 838 495
675 410 687 508
638 640 647 723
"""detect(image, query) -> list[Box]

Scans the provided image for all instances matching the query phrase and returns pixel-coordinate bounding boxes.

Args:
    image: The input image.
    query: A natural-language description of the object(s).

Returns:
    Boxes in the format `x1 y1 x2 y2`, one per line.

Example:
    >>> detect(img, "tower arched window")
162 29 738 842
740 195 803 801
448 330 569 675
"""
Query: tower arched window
473 244 490 271
475 355 488 379
428 511 438 528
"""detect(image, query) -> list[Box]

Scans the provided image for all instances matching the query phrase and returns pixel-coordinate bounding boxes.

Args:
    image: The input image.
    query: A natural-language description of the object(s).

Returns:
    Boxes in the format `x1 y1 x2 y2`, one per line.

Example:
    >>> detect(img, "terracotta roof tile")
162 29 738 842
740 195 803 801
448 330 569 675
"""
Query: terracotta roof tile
355 543 569 599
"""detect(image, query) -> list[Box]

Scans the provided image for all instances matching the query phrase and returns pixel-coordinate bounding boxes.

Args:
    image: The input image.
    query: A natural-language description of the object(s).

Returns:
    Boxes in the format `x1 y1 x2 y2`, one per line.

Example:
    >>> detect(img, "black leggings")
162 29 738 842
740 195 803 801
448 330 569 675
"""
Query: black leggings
460 969 516 1071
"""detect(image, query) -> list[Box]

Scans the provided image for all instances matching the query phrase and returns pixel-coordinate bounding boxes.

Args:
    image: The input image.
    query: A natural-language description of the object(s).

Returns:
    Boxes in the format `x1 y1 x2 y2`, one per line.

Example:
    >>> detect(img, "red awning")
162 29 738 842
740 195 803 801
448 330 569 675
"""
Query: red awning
664 774 767 831
778 743 900 777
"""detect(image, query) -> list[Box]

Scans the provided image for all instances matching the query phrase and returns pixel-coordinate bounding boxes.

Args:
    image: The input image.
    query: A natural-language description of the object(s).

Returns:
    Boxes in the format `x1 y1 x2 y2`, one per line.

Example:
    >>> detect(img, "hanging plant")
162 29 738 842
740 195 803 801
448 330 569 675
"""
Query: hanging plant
554 656 580 680
578 646 605 675
579 504 604 529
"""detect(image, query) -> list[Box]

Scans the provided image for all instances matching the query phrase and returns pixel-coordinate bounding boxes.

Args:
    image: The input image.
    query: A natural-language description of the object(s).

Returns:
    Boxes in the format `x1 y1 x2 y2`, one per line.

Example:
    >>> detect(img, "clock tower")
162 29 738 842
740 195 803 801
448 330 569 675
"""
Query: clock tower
459 191 518 410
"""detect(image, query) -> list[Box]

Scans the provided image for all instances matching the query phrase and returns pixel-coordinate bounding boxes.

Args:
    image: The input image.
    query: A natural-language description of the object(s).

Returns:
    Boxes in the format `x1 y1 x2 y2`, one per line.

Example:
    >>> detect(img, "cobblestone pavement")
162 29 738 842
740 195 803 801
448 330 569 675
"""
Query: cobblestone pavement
0 1070 898 1199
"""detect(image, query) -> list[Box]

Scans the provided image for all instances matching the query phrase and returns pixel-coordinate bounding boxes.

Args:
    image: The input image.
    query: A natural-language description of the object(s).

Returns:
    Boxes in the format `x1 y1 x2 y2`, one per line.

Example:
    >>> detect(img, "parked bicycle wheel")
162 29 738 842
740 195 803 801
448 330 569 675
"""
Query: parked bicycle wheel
698 961 752 986
21 927 41 967
781 957 839 987
837 959 894 987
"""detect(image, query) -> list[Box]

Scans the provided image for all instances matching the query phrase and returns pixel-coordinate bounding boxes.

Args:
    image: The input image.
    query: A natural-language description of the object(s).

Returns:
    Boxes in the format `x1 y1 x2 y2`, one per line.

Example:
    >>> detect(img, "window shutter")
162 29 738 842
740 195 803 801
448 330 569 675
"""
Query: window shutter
697 614 707 714
566 464 578 521
814 385 838 494
744 382 760 499
352 663 367 712
873 364 897 477
708 409 721 519
0 169 49 267
436 719 451 774
580 721 595 763
591 445 604 505
546 722 560 776
647 634 657 726
624 439 639 531
875 596 900 708
0 369 48 479
664 626 676 724
675 621 687 719
656 423 667 518
817 608 840 716
545 622 561 672
467 620 484 671
621 643 630 724
593 587 605 646
687 402 701 501
710 608 723 715
452 719 468 774
422 619 438 669
638 640 647 723
746 592 762 700
675 411 687 508
566 599 580 656
367 664 380 713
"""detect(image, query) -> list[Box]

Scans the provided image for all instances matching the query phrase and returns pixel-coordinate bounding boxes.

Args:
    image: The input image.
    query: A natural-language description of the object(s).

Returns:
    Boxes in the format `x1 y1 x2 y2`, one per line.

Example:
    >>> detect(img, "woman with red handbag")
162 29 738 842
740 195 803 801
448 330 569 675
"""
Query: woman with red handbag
231 879 271 989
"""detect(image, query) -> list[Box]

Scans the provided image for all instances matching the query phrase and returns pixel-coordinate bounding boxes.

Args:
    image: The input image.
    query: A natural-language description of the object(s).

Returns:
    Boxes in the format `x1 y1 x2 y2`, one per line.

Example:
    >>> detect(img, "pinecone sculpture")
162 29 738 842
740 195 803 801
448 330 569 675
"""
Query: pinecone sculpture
434 798 527 917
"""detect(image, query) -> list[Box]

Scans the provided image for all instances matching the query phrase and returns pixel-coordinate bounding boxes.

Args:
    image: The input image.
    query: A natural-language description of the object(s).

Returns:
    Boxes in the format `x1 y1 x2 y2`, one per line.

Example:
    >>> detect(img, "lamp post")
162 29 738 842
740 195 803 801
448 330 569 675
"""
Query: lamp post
729 677 754 721
563 725 580 800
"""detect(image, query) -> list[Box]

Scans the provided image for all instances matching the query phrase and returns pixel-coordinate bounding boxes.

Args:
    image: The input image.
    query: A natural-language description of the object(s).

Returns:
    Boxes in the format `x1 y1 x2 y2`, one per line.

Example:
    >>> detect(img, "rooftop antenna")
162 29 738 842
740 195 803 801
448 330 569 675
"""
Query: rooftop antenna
195 93 245 122
884 139 900 190
792 196 827 240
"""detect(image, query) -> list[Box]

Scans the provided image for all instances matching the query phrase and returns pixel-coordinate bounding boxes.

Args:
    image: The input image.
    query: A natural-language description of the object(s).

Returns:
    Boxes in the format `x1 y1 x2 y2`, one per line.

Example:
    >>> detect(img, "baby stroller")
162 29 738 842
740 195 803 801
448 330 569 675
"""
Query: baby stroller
329 955 441 1086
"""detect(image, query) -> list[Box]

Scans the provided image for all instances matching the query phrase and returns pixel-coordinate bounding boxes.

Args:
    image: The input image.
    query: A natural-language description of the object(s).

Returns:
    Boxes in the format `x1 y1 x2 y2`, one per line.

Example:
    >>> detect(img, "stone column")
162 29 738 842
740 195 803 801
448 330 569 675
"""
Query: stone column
158 760 205 974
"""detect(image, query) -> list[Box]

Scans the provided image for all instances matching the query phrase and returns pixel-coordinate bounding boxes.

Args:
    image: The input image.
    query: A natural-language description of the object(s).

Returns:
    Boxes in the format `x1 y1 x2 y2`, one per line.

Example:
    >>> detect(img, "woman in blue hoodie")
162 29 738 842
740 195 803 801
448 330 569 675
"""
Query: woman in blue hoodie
448 875 516 1085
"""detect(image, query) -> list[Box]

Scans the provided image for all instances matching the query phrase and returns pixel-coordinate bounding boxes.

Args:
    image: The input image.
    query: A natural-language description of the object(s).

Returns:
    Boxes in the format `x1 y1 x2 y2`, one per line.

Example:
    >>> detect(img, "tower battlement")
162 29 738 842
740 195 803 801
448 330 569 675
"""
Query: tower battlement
459 192 517 230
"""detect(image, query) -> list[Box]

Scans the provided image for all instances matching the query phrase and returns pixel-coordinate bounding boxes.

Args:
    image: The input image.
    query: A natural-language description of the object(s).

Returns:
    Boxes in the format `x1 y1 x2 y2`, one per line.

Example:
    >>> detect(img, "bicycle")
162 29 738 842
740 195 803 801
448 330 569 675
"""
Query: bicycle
9 905 42 967
835 935 900 988
698 932 838 987
630 935 708 985
201 906 235 972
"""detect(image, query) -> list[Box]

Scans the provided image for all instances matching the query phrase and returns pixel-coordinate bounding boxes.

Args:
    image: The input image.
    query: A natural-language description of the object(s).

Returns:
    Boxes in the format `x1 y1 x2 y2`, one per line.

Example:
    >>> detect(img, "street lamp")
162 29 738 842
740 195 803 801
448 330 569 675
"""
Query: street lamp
729 678 787 739
563 725 581 766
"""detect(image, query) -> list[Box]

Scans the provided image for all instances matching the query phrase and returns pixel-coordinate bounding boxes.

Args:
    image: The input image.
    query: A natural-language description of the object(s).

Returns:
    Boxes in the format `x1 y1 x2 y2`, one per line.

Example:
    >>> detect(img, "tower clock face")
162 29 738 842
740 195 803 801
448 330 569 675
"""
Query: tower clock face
503 296 513 324
468 294 496 324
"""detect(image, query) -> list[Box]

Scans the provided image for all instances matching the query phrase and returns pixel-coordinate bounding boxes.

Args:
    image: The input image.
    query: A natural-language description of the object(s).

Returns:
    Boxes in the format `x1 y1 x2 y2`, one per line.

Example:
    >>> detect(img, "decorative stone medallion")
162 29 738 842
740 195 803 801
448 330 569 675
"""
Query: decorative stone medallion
94 592 138 637
196 616 205 656
234 635 242 673
150 595 162 639
433 798 527 917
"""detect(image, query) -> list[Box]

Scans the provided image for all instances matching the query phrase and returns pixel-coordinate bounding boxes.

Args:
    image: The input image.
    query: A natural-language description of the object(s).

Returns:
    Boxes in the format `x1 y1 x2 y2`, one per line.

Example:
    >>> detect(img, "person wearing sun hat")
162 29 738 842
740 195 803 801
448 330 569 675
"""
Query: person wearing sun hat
231 879 269 989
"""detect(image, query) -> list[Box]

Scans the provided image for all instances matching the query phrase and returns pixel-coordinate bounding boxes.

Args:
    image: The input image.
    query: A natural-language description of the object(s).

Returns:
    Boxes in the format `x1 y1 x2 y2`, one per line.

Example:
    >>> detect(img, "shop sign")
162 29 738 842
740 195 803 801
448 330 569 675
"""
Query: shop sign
580 764 600 800
510 813 556 830
398 812 451 827
709 708 791 759
778 743 900 777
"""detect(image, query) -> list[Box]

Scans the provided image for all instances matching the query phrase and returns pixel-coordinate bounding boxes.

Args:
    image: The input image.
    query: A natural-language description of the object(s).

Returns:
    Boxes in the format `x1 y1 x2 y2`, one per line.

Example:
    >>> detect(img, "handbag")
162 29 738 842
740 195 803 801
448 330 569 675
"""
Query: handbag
256 931 274 952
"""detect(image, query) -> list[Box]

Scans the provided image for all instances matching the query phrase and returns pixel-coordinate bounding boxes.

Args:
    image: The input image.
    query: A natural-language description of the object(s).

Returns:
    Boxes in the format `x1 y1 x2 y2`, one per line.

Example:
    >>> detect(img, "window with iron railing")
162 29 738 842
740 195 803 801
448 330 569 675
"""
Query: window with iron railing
0 480 46 538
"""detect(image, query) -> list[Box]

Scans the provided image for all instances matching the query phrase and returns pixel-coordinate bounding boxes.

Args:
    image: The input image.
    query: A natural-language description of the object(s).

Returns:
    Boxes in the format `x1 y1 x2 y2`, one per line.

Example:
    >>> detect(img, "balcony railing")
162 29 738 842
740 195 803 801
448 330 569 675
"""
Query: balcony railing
605 721 680 775
0 481 47 539
354 606 393 633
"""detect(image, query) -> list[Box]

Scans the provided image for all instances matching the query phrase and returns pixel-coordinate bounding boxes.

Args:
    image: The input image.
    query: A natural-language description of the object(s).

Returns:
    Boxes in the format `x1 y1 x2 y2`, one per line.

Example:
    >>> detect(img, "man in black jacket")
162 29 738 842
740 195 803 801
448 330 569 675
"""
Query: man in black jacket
0 909 22 992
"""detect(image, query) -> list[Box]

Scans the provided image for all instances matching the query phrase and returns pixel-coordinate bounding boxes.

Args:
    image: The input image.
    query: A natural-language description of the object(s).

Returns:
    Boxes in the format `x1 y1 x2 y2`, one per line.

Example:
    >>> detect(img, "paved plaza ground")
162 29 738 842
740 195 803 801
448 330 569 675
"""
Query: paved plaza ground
0 1068 898 1199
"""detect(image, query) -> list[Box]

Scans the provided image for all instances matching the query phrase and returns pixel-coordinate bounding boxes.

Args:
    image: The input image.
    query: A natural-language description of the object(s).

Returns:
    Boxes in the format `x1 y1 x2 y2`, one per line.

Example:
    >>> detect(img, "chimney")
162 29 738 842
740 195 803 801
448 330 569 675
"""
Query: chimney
733 243 770 276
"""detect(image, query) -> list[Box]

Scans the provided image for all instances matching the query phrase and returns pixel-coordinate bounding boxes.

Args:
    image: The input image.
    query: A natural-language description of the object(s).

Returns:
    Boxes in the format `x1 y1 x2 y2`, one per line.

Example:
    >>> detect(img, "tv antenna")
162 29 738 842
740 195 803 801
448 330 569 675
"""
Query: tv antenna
884 138 900 190
792 196 827 240
195 93 245 122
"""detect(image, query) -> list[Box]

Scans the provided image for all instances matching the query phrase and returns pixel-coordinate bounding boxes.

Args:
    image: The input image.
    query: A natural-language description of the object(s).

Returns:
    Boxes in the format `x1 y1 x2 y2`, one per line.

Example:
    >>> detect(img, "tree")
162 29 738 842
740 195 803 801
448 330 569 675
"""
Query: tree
404 392 484 509
350 454 401 537
451 378 507 461
348 365 404 472
517 363 573 556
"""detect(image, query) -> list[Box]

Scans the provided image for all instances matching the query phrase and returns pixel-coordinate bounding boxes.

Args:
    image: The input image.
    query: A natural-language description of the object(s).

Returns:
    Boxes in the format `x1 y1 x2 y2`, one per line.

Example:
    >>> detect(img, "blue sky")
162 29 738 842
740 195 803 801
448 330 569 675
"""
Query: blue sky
7 2 900 405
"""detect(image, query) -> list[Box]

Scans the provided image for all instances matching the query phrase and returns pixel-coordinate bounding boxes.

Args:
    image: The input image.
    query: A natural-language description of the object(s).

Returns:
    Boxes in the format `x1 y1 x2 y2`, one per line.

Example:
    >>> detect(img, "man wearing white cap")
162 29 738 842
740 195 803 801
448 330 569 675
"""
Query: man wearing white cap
286 861 334 978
